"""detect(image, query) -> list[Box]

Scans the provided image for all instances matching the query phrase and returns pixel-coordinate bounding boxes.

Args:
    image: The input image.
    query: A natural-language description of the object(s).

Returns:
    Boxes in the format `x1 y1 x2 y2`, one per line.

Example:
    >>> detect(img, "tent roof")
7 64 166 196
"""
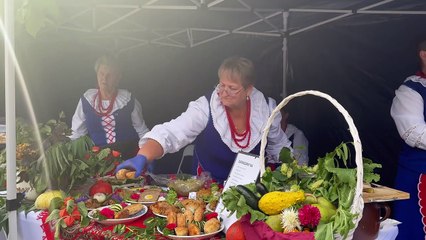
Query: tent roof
45 0 426 53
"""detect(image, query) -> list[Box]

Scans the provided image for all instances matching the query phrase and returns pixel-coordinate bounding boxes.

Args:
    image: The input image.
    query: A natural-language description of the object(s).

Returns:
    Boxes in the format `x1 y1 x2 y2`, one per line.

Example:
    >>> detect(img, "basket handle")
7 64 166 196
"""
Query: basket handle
259 90 364 232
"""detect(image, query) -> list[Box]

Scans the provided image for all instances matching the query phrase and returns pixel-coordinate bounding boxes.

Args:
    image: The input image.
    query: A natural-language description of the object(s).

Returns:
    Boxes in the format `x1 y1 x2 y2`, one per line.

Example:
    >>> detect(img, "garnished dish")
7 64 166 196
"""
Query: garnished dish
168 178 205 197
101 175 145 187
150 201 180 218
157 222 224 240
88 203 147 225
124 187 162 205
155 198 223 238
195 183 221 210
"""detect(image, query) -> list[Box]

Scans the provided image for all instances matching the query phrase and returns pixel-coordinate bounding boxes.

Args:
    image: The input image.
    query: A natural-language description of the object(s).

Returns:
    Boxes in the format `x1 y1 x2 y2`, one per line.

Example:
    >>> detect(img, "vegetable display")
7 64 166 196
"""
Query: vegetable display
222 142 382 240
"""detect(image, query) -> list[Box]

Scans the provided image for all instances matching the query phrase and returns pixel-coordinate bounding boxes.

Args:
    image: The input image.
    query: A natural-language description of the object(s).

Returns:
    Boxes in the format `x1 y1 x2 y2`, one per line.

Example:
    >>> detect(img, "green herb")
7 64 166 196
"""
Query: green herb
112 217 166 239
165 189 177 204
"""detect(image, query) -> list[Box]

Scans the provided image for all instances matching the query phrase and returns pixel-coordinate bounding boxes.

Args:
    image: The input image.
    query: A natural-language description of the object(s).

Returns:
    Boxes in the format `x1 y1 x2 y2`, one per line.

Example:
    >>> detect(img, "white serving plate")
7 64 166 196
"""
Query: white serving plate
88 204 147 226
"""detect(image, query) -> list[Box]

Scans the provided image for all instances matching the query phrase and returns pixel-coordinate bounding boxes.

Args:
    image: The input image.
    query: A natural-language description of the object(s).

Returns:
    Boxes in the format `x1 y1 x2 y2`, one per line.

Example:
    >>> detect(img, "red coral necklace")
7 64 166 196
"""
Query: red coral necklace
225 98 251 149
93 89 117 116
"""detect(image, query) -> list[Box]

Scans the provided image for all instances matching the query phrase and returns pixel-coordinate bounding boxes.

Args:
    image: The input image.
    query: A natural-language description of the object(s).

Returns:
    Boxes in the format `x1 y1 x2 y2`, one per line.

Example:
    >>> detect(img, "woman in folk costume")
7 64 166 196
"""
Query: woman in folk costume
116 56 291 183
69 55 149 159
391 40 426 240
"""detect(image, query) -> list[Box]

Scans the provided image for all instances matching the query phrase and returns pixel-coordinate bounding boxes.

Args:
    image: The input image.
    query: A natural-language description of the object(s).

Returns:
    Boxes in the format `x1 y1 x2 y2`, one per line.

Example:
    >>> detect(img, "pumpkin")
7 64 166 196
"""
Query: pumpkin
89 180 112 196
226 220 246 240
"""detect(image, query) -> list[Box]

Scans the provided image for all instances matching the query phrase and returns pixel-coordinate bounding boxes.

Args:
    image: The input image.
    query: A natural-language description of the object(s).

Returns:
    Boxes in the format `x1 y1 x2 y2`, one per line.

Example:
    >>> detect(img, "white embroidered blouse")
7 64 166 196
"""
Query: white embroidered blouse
140 87 292 160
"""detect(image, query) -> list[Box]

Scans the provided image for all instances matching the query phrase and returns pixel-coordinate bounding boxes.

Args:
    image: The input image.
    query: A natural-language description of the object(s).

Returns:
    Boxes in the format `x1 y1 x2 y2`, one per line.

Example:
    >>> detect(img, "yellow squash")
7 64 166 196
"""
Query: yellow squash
34 190 65 210
258 190 305 215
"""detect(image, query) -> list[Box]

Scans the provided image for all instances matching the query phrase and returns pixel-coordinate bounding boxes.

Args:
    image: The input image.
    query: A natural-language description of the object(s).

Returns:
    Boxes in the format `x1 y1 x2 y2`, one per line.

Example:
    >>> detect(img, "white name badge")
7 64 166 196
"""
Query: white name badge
215 152 261 232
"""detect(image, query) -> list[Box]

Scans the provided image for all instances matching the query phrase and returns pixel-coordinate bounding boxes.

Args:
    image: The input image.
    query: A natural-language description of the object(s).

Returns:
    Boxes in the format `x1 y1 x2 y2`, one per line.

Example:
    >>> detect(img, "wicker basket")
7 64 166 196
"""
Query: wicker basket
259 90 364 240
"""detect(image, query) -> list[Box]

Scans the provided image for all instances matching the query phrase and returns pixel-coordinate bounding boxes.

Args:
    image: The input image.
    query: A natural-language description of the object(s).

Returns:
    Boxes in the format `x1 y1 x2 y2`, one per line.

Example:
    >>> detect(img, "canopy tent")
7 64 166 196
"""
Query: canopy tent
3 1 426 237
23 0 424 184
36 0 426 95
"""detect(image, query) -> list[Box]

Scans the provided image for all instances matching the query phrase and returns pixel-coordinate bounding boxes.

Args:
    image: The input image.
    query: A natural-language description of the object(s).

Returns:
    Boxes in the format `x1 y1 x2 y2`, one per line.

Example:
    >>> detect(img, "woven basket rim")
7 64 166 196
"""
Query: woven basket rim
259 90 364 239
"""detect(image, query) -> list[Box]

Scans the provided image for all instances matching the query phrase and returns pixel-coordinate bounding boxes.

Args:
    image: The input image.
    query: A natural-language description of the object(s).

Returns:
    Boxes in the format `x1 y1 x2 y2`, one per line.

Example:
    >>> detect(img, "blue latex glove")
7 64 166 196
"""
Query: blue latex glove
115 154 148 177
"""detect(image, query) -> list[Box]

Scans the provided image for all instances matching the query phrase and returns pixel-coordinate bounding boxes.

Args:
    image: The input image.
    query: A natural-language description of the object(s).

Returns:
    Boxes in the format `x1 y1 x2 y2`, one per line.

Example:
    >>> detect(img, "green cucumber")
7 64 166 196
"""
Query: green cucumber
110 204 123 212
255 182 269 196
235 185 260 210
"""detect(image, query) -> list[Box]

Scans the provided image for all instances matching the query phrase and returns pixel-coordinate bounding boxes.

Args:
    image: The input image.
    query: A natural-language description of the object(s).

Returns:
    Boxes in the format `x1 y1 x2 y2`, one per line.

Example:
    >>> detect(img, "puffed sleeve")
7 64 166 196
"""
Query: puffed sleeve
69 98 88 140
139 96 210 156
132 98 150 140
391 84 426 150
265 97 292 161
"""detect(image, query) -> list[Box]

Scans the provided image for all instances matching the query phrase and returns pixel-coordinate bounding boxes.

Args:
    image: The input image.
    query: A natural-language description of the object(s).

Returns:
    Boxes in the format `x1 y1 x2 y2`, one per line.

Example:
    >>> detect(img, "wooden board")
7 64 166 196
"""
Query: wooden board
362 183 409 203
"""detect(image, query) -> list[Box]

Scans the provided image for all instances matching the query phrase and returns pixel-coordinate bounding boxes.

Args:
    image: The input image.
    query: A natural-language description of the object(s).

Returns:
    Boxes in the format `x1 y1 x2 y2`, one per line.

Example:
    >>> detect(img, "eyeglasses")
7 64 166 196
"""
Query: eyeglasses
215 84 243 96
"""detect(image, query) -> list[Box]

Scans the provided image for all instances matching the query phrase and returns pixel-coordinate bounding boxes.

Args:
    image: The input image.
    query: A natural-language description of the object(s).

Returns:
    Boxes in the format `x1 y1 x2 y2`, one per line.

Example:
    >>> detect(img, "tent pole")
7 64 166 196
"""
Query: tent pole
281 11 289 98
4 0 18 238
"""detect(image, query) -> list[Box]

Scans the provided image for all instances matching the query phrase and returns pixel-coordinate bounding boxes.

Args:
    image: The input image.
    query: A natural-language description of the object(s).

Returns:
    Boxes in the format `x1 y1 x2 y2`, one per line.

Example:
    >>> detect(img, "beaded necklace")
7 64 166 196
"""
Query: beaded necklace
92 89 117 116
225 98 251 149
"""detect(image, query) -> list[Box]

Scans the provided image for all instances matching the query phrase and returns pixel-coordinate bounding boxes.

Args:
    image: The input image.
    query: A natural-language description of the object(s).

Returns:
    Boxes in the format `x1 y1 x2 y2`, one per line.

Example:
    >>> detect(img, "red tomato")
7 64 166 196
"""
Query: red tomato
112 150 121 158
89 180 113 196
226 220 246 240
92 146 100 153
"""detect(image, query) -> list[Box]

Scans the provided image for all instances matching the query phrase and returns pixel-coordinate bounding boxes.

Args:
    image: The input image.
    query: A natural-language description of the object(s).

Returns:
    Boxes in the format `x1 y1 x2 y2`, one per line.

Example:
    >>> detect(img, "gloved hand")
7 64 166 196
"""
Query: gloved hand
115 154 148 177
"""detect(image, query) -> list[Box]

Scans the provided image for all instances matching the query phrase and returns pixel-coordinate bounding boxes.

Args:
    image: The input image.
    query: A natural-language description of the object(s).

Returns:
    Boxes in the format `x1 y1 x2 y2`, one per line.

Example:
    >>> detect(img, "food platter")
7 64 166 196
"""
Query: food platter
152 211 167 218
156 224 224 240
88 204 148 225
100 175 145 187
205 203 214 212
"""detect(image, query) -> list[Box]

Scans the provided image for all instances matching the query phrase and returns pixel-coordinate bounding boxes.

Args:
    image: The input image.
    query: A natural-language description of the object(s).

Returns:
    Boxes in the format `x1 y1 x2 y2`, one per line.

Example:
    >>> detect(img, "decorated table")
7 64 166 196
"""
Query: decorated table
0 208 398 240
0 210 223 240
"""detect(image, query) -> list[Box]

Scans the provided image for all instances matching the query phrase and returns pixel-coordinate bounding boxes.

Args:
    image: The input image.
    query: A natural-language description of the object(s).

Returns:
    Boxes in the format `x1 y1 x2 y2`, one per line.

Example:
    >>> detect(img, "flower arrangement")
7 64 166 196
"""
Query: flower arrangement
222 142 382 240
45 196 90 239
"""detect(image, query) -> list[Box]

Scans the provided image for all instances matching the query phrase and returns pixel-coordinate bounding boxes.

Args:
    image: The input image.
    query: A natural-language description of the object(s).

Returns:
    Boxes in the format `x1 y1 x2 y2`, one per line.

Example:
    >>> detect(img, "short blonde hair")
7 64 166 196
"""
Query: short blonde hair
218 56 255 88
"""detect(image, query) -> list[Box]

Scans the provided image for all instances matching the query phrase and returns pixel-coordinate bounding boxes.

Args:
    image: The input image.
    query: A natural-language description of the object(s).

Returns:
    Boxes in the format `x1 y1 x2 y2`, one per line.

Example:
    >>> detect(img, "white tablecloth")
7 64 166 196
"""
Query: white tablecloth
0 211 399 240
0 211 44 240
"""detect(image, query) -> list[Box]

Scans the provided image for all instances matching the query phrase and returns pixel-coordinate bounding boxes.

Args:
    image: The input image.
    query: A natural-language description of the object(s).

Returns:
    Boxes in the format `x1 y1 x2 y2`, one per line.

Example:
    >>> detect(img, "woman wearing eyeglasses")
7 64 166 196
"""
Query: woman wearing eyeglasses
116 56 292 183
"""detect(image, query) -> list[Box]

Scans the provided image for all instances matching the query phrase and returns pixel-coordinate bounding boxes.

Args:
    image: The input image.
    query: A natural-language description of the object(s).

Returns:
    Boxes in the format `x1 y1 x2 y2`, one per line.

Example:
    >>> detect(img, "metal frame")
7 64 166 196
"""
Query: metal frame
49 0 426 54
